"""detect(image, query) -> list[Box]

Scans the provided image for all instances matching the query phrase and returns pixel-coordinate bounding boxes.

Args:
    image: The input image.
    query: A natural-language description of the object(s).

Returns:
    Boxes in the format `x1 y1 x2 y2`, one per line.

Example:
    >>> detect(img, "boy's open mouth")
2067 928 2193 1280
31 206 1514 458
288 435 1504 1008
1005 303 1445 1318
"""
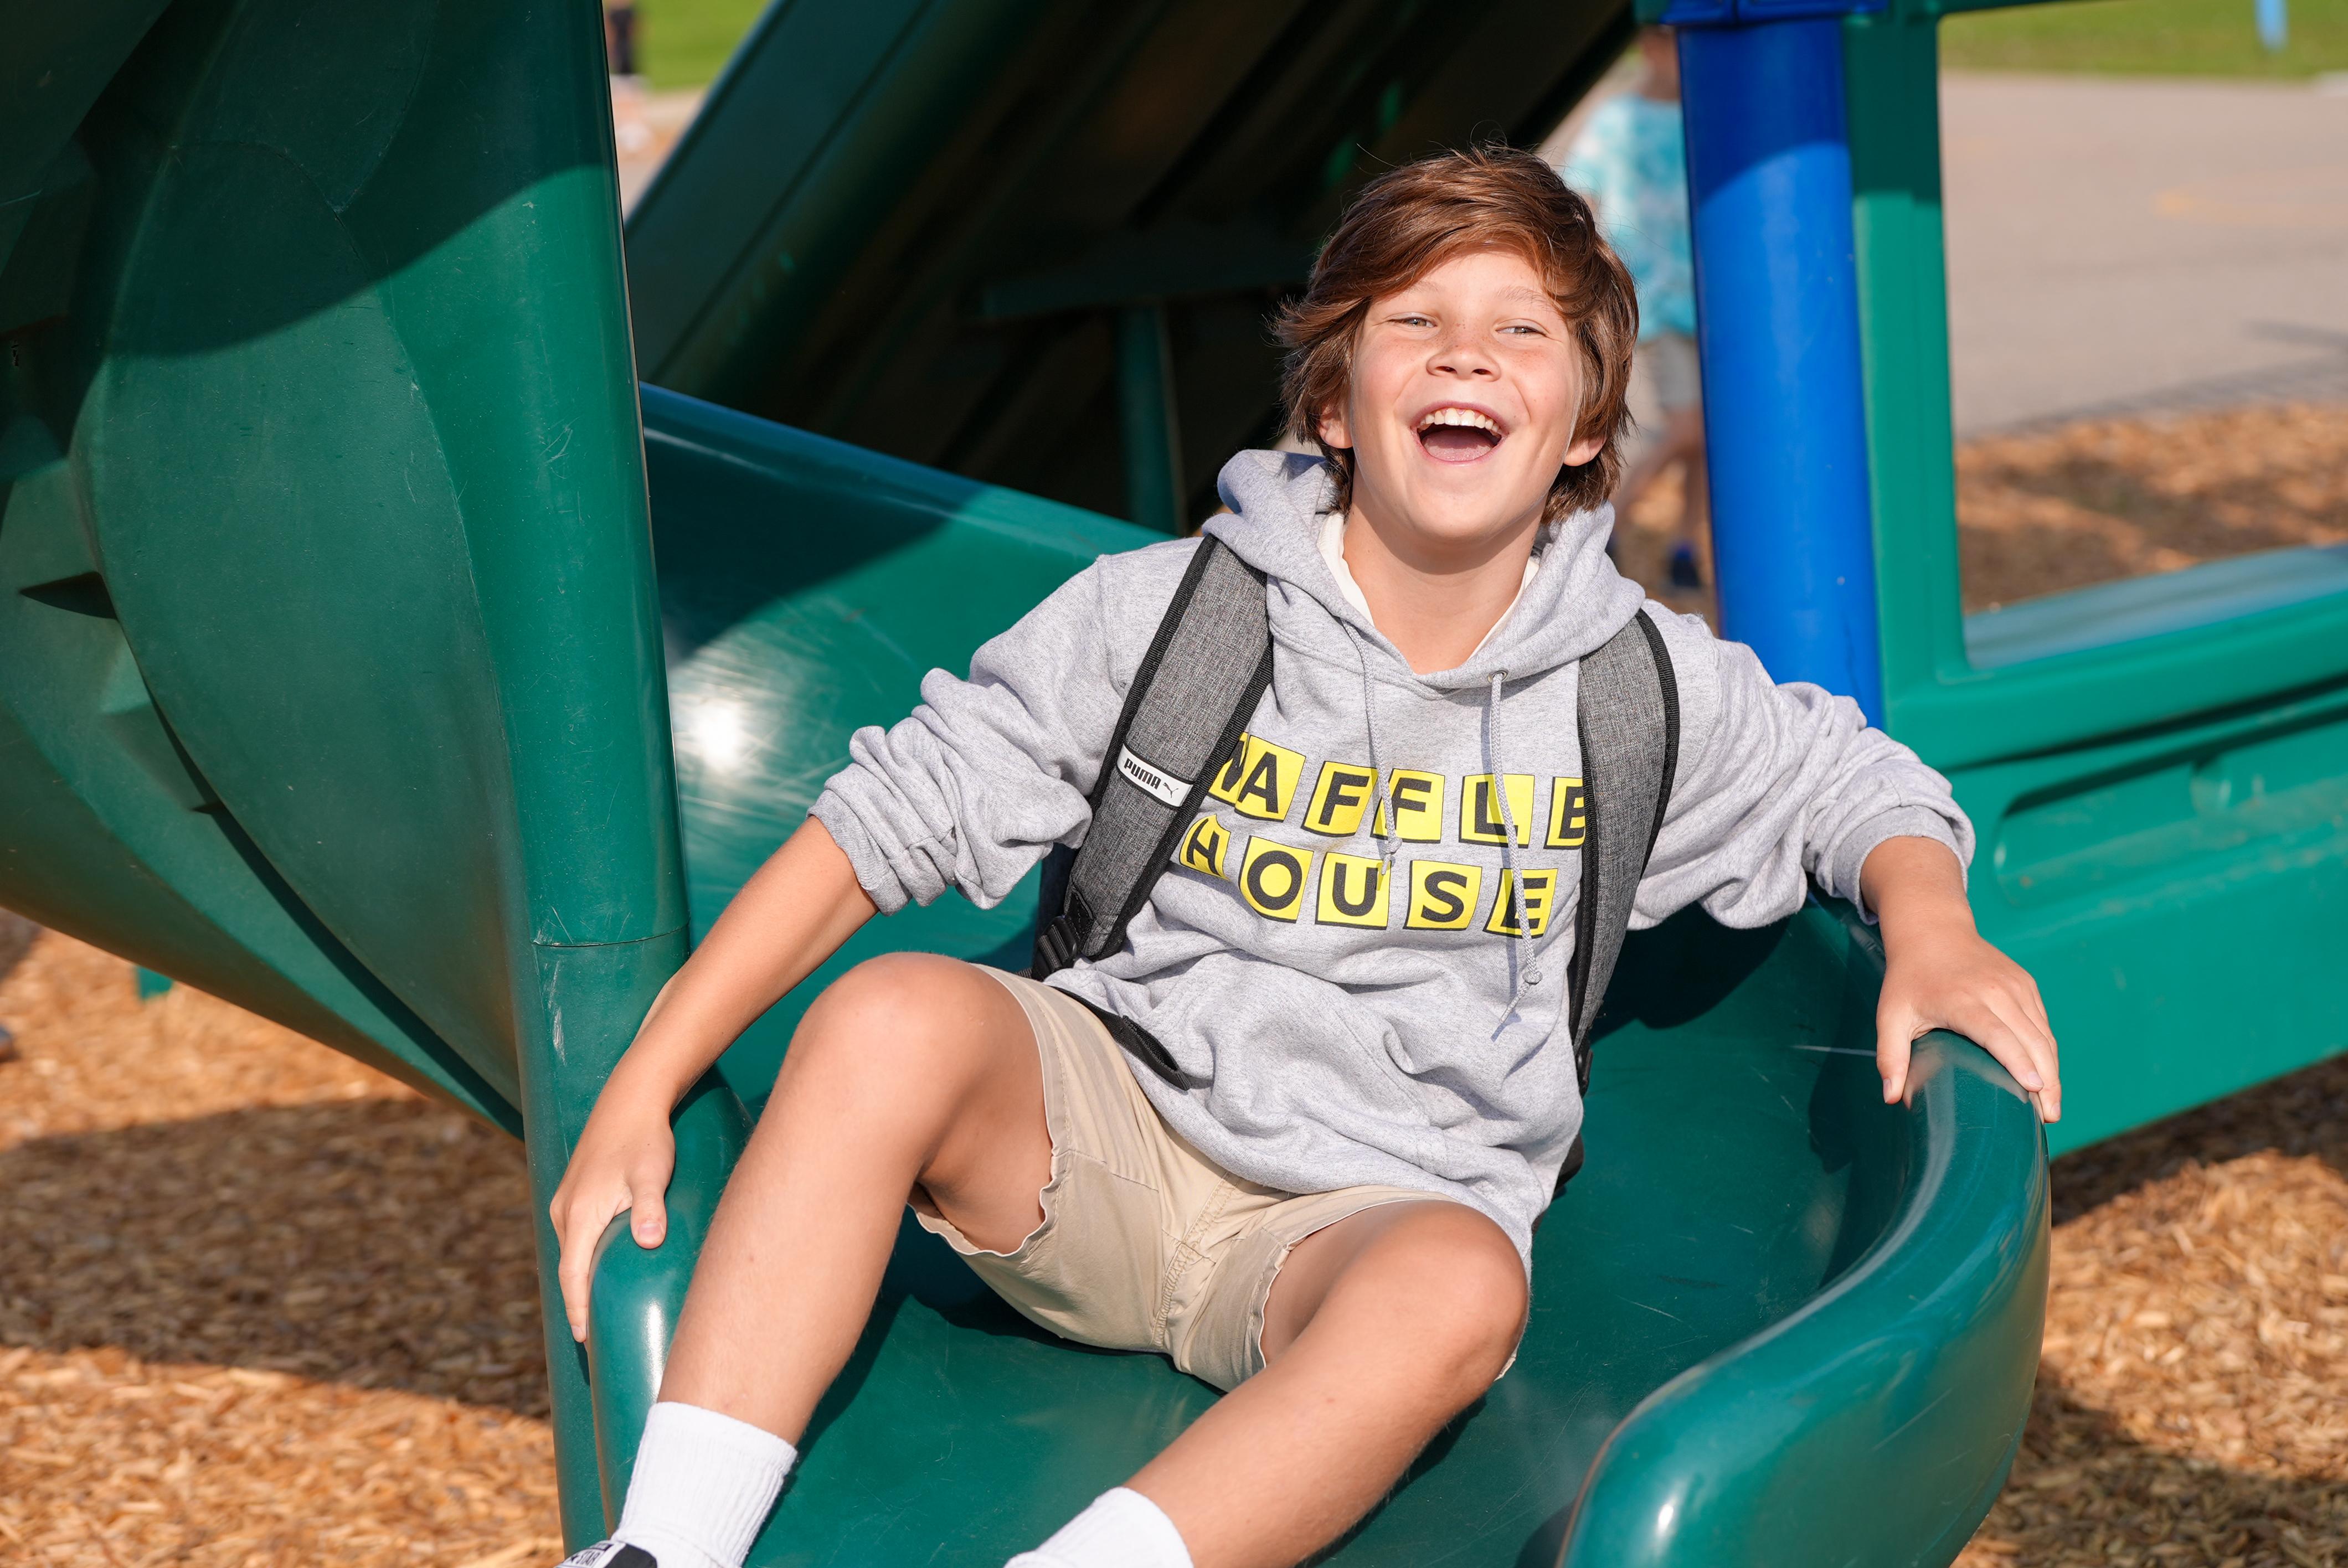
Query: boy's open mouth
1415 405 1504 462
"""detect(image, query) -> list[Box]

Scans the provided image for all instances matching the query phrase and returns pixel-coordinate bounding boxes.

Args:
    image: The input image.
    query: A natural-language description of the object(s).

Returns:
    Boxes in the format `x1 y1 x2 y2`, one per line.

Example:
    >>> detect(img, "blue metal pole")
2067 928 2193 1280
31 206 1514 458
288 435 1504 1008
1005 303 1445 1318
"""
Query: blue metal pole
1677 18 1884 721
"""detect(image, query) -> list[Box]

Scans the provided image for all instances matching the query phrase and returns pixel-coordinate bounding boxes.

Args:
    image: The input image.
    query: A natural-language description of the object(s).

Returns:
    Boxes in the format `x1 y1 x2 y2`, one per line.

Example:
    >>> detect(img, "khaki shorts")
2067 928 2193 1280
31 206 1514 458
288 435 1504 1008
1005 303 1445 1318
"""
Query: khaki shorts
911 969 1438 1392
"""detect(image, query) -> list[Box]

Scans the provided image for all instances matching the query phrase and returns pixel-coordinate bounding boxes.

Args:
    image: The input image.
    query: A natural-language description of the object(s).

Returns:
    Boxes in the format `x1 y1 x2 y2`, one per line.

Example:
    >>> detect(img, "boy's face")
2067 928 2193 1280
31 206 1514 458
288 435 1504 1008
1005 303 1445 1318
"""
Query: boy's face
1319 245 1604 556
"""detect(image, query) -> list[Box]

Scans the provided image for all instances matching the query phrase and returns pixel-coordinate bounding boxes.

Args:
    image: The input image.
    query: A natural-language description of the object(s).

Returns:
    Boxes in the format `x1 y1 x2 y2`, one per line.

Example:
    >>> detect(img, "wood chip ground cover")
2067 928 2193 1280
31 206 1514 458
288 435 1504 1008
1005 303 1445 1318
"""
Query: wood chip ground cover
5 403 2345 1564
0 921 560 1566
1615 401 2348 621
1954 403 2348 613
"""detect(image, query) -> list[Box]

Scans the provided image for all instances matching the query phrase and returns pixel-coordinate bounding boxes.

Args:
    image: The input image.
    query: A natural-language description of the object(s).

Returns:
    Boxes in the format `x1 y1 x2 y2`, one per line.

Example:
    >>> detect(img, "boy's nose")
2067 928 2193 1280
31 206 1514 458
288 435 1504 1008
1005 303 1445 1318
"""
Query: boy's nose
1431 338 1498 378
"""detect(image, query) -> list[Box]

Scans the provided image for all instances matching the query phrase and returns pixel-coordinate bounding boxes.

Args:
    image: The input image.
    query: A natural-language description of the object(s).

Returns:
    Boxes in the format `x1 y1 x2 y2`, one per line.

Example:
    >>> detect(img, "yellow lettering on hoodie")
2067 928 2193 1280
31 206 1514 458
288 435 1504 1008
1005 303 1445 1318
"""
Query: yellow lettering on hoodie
1484 869 1558 937
1304 761 1379 837
1545 777 1589 849
1459 774 1535 846
1405 859 1482 931
1238 835 1313 921
1176 813 1232 879
1315 852 1391 928
1371 769 1444 842
1208 734 1305 822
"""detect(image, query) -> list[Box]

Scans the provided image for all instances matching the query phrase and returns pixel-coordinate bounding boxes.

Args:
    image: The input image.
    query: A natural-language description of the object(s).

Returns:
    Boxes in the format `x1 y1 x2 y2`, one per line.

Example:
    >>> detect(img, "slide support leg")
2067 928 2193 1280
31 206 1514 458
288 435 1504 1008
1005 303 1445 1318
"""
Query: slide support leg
1677 17 1883 721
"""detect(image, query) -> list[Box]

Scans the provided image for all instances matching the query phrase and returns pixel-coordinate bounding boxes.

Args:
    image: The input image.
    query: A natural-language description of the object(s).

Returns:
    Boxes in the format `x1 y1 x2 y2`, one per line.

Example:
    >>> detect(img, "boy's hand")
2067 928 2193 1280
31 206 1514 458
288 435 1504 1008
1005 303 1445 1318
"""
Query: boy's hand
537 819 881 1344
1861 837 2061 1122
549 1096 679 1342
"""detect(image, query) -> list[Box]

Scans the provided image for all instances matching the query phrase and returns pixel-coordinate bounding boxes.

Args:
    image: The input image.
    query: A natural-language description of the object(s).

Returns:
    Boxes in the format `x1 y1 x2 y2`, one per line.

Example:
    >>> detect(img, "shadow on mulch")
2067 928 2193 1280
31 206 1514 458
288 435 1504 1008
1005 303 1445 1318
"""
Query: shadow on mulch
1960 1051 2348 1567
0 1096 549 1419
0 910 36 993
1990 1383 2347 1567
2048 1051 2348 1221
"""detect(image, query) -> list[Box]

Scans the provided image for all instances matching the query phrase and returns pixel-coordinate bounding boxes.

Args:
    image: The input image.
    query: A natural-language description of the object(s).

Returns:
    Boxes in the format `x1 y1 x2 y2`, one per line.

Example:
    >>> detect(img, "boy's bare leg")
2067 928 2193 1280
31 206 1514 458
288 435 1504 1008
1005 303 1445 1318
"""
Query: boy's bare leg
1130 1202 1527 1568
656 953 1052 1437
653 955 1523 1568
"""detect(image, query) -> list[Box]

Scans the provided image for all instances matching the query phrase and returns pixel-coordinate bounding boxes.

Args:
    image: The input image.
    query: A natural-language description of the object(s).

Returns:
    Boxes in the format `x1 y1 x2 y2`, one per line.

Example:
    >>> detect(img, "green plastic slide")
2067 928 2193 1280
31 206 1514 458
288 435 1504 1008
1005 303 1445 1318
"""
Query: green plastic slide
4 0 2048 1561
593 386 2052 1565
628 0 2348 1167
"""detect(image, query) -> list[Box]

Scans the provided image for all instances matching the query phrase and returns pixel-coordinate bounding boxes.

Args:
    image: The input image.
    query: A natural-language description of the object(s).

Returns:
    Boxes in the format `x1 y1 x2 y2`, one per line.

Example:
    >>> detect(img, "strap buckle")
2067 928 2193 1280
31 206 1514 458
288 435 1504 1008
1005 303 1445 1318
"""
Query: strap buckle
1031 914 1081 978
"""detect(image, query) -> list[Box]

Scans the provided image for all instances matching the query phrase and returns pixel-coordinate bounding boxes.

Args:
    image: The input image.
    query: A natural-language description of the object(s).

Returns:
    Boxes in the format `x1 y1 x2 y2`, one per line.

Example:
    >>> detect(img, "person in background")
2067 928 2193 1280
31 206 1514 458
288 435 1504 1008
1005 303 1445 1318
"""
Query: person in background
1561 25 1707 591
605 0 640 76
606 1 653 158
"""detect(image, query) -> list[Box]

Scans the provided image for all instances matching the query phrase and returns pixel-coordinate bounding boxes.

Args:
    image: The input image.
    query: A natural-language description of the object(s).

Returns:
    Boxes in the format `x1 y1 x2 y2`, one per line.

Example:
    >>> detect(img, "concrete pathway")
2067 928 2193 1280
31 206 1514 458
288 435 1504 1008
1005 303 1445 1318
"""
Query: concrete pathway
1941 72 2348 435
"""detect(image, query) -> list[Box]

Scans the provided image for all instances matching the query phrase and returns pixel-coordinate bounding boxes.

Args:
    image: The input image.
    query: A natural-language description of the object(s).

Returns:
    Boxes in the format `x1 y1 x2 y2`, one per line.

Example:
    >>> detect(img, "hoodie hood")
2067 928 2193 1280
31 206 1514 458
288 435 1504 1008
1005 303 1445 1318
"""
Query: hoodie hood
1204 448 1646 690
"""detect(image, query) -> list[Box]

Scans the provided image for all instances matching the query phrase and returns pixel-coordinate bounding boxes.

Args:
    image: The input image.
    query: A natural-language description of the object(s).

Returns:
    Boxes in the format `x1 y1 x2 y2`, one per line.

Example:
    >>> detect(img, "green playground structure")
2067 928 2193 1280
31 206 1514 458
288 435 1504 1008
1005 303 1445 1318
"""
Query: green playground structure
0 0 2338 1564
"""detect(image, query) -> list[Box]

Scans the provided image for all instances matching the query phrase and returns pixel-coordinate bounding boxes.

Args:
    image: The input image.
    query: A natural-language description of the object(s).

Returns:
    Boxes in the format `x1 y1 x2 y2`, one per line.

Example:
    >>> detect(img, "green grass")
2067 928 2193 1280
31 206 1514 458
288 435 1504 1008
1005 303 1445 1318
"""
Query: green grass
627 0 2347 90
630 0 771 90
1939 0 2348 78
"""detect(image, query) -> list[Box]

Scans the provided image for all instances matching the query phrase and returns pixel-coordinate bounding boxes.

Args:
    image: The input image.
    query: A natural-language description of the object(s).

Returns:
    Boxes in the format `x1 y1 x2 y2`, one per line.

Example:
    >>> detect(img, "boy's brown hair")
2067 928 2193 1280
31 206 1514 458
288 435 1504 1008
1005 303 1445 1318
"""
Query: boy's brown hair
1275 145 1639 521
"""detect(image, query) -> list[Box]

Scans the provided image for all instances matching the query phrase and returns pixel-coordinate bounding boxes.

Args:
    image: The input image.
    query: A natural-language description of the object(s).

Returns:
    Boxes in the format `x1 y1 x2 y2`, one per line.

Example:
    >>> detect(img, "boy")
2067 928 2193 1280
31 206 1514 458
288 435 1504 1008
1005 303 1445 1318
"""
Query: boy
550 147 2059 1568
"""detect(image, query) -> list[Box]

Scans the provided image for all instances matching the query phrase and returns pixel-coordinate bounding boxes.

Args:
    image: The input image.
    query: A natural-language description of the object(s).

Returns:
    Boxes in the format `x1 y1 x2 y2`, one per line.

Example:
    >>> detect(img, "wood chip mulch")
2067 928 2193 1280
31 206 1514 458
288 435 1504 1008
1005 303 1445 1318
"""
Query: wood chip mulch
0 915 562 1567
1954 401 2348 613
1956 1060 2348 1568
1616 401 2348 621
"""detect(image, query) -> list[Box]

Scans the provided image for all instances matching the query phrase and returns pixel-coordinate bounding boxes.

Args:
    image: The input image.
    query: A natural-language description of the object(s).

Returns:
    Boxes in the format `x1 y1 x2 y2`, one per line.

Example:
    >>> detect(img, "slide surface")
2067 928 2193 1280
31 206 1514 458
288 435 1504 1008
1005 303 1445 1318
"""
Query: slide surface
590 387 2052 1567
1 6 2055 1555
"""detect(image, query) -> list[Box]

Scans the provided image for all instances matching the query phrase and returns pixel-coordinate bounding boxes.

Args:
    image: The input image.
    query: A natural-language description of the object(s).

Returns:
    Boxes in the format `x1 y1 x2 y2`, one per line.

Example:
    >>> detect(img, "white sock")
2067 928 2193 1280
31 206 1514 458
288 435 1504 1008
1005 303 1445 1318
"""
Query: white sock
1006 1487 1193 1568
611 1401 796 1568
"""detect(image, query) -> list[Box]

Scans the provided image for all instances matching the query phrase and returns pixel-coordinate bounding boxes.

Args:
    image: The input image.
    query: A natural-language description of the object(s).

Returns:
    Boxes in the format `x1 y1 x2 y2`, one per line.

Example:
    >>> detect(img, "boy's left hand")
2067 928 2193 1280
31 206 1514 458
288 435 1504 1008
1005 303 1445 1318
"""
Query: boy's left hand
1862 837 2061 1122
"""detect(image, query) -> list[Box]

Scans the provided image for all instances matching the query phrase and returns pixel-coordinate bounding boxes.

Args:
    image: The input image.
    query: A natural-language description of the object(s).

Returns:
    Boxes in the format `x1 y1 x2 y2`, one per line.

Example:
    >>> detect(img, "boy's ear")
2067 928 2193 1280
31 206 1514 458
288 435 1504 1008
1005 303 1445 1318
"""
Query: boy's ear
1316 404 1353 451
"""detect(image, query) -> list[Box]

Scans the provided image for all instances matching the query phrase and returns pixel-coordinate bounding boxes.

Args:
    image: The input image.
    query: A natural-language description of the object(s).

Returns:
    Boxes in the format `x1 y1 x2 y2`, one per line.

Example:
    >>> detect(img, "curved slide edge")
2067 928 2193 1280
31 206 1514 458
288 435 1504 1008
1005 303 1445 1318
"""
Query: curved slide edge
584 1072 753 1531
1559 966 2050 1565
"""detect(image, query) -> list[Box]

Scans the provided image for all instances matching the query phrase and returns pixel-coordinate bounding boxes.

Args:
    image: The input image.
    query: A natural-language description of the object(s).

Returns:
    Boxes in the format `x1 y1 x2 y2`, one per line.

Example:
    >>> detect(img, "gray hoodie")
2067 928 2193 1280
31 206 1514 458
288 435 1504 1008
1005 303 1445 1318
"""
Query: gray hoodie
812 451 1970 1260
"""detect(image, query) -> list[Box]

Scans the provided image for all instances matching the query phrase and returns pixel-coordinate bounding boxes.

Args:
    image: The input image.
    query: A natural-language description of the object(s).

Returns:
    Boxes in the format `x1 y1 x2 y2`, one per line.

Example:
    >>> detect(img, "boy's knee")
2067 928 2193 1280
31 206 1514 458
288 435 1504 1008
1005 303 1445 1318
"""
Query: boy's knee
791 953 994 1073
812 952 966 1024
1385 1212 1527 1387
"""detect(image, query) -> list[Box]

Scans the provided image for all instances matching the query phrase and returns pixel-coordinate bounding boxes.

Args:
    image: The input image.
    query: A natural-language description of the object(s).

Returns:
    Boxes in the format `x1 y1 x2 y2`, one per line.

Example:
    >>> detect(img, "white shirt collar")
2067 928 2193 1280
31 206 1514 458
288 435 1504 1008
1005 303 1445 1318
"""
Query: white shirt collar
1317 512 1541 663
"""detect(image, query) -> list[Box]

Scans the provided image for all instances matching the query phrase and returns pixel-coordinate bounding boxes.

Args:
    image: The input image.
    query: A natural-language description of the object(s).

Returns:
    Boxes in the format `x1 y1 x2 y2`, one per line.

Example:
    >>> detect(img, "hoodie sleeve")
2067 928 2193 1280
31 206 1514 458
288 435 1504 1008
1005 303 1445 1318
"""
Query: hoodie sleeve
1630 609 1974 930
807 539 1197 914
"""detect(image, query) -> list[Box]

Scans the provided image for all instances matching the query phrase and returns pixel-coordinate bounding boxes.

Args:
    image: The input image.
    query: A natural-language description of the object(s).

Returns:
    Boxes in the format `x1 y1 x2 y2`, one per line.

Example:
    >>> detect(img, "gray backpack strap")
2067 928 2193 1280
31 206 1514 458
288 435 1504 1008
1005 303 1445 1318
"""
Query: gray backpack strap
1032 536 1271 978
1553 609 1678 1192
1567 608 1680 1074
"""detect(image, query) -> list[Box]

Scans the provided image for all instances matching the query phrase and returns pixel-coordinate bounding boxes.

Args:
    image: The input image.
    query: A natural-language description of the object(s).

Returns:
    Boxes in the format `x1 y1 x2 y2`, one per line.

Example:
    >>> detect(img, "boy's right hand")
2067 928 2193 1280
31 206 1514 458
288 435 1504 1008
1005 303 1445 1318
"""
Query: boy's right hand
549 1103 678 1342
538 818 882 1345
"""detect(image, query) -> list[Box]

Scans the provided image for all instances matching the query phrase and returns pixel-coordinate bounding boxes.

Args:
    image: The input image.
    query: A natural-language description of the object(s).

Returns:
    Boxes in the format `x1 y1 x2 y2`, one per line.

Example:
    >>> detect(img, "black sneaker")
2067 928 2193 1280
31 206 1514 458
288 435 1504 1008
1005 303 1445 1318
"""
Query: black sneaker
1667 544 1703 590
558 1544 658 1568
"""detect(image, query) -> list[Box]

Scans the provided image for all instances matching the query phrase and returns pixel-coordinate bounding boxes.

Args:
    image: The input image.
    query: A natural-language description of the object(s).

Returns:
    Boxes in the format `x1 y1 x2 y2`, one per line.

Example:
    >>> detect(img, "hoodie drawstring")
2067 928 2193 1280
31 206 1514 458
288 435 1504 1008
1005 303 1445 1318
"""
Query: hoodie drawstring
1489 671 1530 1030
1344 622 1400 883
1342 577 1564 1037
1490 668 1575 1038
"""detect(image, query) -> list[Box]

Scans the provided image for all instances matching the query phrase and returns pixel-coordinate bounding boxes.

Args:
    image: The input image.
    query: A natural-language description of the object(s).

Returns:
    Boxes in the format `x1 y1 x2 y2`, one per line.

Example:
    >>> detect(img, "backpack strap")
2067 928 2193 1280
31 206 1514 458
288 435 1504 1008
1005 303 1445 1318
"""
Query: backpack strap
1032 535 1272 978
1032 556 1680 1188
1554 608 1680 1192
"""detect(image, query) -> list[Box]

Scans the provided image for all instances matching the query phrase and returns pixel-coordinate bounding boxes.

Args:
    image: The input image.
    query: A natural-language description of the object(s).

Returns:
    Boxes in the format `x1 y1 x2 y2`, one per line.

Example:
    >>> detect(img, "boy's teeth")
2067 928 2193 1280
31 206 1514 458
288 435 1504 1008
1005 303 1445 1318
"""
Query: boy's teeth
1417 408 1500 434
